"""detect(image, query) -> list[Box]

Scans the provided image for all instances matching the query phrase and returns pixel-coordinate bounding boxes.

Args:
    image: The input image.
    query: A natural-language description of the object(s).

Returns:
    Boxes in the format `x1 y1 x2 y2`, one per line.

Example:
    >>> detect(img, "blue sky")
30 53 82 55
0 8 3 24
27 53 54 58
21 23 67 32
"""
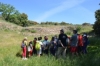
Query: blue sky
0 0 100 24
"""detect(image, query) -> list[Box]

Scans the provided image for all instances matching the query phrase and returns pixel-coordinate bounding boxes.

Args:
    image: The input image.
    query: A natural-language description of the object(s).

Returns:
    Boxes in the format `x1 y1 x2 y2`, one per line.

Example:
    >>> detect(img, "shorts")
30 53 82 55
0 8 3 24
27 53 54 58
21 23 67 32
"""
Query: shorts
37 49 42 55
29 50 33 54
70 47 77 53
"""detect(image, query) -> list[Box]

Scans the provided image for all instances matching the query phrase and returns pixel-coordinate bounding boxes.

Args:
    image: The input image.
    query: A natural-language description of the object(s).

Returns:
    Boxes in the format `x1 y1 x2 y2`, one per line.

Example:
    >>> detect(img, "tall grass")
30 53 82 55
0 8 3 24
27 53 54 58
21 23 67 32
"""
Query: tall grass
0 24 100 66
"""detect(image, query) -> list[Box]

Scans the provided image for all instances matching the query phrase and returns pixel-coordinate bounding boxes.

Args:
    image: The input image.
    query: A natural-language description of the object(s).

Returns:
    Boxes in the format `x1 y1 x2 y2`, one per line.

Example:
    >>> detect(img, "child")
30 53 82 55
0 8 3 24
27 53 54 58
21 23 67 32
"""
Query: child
27 41 33 57
33 38 37 55
36 37 43 57
42 36 50 55
21 37 28 60
50 37 57 56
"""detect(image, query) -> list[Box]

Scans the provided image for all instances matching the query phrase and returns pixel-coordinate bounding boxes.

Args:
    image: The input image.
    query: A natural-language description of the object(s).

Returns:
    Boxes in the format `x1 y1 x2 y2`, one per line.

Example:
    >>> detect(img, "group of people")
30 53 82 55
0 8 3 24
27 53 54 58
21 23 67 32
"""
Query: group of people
21 29 89 60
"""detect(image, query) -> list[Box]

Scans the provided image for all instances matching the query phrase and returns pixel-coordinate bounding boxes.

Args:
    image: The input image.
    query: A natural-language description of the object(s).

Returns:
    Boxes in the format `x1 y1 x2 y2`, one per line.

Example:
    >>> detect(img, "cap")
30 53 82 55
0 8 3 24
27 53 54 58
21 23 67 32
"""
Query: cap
24 37 27 39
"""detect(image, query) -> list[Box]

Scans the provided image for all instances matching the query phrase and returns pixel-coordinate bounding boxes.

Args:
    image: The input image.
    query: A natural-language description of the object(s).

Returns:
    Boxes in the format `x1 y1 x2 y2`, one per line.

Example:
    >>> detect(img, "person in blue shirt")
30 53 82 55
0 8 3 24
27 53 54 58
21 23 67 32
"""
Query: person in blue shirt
42 36 50 55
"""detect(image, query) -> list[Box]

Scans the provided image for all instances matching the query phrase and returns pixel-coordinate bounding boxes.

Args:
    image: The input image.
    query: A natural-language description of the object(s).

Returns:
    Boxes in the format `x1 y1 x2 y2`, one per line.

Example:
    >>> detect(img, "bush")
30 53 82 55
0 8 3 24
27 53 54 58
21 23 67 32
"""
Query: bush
76 26 82 32
30 30 36 33
21 29 36 33
82 23 91 26
68 26 74 31
21 29 29 32
66 31 72 35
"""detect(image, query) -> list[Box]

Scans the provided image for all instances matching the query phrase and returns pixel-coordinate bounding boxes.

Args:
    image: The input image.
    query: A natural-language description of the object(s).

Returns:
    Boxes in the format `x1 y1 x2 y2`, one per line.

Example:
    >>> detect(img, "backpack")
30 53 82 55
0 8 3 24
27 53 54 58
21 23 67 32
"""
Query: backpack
21 43 25 48
35 41 41 50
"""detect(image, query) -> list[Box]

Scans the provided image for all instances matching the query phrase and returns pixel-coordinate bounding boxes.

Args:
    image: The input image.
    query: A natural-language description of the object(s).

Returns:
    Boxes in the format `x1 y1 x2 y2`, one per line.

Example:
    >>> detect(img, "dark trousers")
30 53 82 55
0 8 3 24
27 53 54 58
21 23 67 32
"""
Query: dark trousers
43 49 49 55
77 46 83 53
83 45 87 54
50 47 56 56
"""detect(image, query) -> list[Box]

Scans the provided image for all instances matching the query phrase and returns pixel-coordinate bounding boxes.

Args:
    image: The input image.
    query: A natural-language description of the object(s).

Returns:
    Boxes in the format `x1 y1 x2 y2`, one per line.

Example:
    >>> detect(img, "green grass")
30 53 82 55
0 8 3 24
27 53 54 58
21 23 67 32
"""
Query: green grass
0 21 100 66
0 30 100 66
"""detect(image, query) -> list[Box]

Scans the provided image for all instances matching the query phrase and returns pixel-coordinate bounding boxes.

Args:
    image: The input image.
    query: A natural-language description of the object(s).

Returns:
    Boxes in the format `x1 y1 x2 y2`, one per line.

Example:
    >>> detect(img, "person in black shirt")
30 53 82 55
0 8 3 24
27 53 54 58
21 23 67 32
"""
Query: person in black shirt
56 29 68 59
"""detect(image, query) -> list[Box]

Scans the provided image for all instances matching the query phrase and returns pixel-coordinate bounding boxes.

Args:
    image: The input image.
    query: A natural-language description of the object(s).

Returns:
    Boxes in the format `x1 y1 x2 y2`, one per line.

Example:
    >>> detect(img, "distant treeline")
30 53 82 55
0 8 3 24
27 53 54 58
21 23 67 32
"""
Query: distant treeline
0 2 92 27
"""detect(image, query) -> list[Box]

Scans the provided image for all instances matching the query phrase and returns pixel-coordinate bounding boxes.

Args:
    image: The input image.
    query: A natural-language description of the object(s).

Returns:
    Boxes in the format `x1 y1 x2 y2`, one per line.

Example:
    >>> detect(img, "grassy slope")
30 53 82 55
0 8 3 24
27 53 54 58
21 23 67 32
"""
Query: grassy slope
0 20 100 66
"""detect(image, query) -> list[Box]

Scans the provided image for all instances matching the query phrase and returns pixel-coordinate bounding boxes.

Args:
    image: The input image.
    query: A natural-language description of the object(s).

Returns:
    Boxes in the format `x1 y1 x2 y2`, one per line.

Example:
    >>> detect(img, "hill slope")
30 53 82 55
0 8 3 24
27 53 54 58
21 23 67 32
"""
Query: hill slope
0 19 93 37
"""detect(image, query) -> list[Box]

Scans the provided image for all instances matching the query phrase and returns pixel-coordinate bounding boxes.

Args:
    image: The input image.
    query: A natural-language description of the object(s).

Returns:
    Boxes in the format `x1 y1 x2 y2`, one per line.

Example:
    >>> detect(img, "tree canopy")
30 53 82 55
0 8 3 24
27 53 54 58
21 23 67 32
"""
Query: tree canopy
0 2 29 27
93 9 100 36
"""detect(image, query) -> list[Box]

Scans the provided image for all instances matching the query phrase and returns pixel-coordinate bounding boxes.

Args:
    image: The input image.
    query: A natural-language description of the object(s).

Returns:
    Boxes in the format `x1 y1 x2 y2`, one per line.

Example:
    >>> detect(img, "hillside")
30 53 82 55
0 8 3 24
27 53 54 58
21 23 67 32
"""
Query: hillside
0 19 93 37
0 20 22 30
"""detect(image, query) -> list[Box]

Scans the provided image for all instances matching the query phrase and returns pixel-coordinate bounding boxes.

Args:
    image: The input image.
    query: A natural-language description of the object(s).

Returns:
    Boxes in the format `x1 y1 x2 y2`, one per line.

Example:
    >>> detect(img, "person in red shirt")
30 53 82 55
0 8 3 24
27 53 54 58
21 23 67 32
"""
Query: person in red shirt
77 34 84 55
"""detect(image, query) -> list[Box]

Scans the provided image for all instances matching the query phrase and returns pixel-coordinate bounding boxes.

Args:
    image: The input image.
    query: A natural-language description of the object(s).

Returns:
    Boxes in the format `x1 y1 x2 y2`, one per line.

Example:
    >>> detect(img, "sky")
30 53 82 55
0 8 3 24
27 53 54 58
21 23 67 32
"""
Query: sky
0 0 100 24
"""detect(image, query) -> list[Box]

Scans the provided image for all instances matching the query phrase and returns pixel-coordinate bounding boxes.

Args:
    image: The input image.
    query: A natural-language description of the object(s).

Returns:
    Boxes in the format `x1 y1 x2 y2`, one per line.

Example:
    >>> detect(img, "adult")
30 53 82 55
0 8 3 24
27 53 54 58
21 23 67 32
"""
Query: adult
70 30 78 56
77 34 84 55
56 29 68 58
83 33 89 54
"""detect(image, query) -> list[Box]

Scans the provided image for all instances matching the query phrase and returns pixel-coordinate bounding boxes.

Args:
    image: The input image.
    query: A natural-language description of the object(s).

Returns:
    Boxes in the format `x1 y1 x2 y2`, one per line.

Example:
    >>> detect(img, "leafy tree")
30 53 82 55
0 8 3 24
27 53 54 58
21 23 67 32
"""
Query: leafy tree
93 9 100 36
0 2 30 27
8 10 21 24
0 2 15 21
19 13 28 27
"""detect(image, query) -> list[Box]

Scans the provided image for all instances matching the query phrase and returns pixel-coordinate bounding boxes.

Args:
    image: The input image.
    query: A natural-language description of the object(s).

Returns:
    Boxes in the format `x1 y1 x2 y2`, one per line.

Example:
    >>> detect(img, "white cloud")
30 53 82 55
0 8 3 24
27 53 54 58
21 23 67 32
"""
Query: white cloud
35 0 86 22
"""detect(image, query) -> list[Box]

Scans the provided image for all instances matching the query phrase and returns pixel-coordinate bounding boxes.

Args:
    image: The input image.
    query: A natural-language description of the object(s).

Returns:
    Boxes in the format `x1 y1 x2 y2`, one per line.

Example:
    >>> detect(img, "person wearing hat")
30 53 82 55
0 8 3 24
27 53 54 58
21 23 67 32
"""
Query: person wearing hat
24 37 28 46
21 37 28 60
56 29 68 59
83 33 89 54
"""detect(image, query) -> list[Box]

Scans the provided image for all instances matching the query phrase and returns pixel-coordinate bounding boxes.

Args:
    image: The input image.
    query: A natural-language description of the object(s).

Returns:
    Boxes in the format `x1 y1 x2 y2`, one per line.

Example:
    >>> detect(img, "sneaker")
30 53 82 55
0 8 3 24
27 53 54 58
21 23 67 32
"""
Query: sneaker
24 58 28 60
22 58 25 60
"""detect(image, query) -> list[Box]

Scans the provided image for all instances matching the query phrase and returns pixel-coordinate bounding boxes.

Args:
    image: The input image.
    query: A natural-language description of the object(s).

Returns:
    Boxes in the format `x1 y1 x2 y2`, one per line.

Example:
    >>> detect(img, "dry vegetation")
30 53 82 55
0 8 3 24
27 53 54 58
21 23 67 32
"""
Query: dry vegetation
0 19 93 37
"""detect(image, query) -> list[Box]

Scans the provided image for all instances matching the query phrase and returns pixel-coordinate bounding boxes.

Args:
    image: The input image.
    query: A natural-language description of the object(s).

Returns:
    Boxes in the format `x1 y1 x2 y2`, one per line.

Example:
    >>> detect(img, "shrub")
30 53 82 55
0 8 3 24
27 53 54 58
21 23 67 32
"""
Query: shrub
82 23 91 26
66 31 72 35
68 26 74 31
76 26 82 32
21 29 29 32
30 30 36 33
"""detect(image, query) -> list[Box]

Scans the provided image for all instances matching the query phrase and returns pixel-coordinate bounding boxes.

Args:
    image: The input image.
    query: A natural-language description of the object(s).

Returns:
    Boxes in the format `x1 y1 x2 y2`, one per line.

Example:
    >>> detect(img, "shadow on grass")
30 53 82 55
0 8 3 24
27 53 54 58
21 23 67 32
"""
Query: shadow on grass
16 50 22 58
